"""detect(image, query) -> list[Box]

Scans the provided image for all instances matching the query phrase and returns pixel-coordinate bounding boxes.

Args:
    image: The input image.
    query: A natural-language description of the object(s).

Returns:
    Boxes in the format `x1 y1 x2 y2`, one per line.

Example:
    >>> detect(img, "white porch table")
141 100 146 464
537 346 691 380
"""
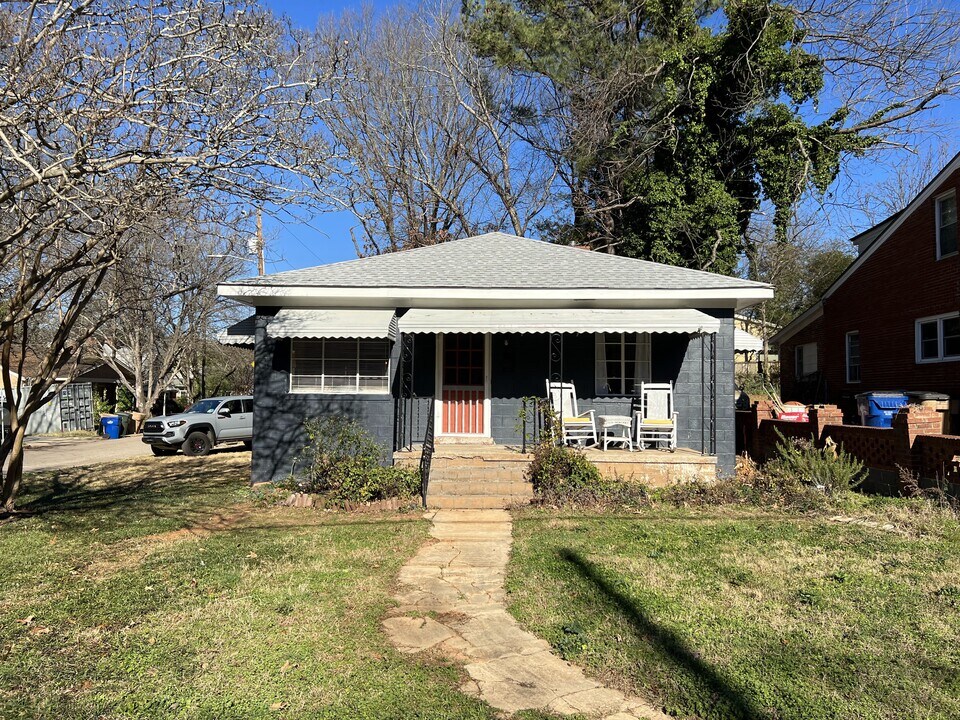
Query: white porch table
598 414 633 451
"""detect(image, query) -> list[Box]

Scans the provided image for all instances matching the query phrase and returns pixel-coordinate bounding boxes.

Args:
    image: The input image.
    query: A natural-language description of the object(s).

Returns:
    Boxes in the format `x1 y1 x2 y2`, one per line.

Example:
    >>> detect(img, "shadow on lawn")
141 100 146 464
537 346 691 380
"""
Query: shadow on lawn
559 548 768 720
14 457 248 528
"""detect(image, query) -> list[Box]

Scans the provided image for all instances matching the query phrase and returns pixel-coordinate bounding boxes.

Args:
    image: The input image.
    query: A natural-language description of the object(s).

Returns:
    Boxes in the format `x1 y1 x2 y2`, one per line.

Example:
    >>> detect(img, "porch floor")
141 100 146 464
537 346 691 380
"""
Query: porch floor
394 443 715 465
394 443 717 509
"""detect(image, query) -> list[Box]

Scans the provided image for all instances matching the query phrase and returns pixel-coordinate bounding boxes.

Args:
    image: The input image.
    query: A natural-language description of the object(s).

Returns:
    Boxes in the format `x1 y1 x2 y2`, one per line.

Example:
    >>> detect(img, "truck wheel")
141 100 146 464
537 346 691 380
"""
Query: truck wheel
183 431 213 457
242 440 252 451
151 446 178 457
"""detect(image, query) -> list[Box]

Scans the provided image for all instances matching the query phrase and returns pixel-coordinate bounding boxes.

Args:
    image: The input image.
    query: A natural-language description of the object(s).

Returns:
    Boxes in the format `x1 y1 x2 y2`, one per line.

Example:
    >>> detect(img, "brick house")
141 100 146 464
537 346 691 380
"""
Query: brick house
773 152 960 426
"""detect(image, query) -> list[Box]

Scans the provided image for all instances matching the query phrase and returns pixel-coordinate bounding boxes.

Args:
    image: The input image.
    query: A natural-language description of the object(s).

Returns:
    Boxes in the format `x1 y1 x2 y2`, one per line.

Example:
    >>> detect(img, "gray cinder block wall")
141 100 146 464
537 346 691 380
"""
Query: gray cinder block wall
251 312 736 483
251 310 399 484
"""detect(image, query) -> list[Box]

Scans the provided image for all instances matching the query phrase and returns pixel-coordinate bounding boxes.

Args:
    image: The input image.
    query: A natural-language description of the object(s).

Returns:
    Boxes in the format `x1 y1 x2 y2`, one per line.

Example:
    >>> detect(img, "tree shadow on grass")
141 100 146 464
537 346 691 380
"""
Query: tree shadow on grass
558 548 769 720
9 456 424 540
10 457 249 529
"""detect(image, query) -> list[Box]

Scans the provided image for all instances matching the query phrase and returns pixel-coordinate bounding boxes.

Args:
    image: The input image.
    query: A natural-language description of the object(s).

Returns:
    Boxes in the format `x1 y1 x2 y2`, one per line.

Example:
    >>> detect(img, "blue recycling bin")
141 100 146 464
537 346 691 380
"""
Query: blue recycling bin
856 392 909 428
101 415 121 440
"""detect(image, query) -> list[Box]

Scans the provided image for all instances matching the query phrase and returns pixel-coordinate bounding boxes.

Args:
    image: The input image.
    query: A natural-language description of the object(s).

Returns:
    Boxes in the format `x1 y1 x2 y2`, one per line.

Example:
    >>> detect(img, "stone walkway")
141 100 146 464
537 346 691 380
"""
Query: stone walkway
383 509 669 719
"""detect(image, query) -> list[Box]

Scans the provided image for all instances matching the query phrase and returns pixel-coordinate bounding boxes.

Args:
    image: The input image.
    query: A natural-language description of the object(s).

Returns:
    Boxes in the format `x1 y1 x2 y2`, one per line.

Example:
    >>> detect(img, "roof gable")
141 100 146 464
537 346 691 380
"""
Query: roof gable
823 150 960 303
231 232 769 292
772 150 960 345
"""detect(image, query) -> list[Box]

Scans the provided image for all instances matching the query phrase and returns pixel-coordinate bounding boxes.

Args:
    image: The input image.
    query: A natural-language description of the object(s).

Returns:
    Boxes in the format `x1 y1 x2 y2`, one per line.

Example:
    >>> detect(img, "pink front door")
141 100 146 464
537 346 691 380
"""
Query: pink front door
441 333 485 435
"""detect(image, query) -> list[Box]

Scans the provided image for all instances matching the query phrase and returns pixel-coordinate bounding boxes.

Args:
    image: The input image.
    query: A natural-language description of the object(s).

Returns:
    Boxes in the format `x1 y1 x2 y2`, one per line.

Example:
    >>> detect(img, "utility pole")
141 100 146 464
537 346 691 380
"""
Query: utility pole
256 209 265 276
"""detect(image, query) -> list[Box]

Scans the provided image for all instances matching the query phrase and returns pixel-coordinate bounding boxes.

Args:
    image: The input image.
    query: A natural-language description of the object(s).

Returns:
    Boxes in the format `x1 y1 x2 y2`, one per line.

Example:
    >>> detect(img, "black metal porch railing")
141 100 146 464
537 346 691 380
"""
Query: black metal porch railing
419 397 436 508
520 396 547 453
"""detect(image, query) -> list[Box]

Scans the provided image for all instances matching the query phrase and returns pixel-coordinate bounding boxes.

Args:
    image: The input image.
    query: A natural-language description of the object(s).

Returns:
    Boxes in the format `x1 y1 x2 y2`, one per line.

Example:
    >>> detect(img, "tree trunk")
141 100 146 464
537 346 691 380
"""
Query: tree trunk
1 424 27 513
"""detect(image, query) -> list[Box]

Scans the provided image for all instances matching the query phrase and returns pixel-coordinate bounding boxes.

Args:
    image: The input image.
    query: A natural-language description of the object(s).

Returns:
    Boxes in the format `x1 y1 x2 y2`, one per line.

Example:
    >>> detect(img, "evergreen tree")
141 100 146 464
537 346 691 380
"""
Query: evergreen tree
465 0 875 274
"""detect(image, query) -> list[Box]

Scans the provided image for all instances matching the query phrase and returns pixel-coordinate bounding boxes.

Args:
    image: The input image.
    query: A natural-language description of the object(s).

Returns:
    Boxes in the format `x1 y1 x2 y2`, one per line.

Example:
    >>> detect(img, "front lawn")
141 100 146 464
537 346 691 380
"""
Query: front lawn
0 454 495 719
506 506 960 720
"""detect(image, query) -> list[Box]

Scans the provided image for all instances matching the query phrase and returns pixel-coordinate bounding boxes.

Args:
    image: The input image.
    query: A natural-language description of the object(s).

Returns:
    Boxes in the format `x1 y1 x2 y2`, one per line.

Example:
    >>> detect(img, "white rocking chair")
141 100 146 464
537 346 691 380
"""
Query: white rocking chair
545 380 597 447
634 382 678 451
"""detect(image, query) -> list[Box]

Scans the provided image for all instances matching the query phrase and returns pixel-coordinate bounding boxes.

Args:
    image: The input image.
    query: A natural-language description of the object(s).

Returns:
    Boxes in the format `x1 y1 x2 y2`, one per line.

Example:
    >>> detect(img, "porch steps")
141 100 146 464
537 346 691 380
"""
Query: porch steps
423 451 534 509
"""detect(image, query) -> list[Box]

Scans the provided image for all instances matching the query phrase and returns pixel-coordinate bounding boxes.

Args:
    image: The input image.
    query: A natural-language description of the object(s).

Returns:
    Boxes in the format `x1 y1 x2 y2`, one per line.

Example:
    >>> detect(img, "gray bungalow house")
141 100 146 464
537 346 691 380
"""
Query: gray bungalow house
218 233 772 489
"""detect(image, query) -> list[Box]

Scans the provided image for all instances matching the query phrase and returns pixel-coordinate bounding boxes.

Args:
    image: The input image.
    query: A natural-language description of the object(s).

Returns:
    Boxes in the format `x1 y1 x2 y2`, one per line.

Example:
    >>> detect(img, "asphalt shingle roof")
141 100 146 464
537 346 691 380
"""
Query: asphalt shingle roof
233 232 769 291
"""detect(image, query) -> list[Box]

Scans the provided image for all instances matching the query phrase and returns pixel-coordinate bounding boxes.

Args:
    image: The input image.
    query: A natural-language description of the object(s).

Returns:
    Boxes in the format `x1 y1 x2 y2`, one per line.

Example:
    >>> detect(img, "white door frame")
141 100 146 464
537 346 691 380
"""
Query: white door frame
434 332 492 438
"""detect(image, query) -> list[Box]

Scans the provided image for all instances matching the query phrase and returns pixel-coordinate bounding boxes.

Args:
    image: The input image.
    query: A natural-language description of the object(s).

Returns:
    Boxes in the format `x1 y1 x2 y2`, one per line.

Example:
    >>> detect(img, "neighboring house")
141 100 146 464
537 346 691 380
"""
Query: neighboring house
1 349 138 434
773 151 960 425
733 314 778 375
219 233 772 484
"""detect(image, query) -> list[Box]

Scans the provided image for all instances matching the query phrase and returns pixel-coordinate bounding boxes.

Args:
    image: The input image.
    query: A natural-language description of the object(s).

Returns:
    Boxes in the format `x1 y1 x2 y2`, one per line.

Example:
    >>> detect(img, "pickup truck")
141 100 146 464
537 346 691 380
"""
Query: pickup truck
141 395 253 457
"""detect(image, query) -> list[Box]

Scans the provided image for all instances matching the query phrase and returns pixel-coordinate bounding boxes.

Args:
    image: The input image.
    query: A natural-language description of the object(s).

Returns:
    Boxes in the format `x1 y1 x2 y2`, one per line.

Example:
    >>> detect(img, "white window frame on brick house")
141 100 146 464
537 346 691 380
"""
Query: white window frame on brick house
915 312 960 363
795 342 817 379
595 332 652 396
289 338 391 394
936 189 958 259
845 331 861 383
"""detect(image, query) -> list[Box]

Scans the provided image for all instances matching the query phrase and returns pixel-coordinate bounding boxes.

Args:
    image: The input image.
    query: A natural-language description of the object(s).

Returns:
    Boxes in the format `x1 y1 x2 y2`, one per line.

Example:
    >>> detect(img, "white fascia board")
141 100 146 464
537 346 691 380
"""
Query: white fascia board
217 284 774 308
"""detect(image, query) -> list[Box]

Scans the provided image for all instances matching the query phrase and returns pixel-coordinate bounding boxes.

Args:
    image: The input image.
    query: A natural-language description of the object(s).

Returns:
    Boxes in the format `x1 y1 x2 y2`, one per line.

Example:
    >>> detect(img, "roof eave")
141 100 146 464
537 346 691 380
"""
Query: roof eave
770 303 824 345
218 284 773 309
822 150 960 302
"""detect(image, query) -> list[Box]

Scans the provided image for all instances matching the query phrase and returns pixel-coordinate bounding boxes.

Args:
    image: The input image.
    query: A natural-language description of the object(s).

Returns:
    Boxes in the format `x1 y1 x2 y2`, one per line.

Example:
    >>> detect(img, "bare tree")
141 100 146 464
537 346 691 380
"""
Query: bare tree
797 0 960 142
0 0 335 511
92 203 250 415
314 3 559 255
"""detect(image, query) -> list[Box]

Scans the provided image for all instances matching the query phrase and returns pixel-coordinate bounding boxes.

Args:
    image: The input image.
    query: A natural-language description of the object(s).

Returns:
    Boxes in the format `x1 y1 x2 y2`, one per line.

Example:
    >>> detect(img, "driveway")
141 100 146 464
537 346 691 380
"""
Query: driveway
14 435 152 473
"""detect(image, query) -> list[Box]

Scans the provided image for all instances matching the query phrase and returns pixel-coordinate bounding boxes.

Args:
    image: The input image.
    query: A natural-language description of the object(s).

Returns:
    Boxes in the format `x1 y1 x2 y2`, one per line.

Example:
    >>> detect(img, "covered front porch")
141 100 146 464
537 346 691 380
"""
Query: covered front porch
392 307 731 461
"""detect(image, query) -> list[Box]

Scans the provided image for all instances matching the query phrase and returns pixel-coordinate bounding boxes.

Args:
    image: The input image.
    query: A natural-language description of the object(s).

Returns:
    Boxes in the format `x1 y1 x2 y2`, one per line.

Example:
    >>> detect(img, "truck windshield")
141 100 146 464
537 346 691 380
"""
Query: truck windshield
186 399 221 415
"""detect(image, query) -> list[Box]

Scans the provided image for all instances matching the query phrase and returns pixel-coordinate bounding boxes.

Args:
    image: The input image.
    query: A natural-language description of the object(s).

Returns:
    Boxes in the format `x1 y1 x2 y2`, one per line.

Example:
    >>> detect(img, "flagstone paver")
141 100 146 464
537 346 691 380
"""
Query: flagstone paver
383 509 670 720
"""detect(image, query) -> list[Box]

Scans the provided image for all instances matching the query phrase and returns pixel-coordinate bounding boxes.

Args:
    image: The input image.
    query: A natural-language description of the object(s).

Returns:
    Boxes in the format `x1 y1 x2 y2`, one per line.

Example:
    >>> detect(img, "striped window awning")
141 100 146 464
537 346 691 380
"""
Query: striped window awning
397 308 720 334
267 308 399 340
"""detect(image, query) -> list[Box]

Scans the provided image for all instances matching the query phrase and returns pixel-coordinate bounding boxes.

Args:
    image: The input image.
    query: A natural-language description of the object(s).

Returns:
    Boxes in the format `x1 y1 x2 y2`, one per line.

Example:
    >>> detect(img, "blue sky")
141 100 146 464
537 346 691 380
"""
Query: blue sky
254 0 960 276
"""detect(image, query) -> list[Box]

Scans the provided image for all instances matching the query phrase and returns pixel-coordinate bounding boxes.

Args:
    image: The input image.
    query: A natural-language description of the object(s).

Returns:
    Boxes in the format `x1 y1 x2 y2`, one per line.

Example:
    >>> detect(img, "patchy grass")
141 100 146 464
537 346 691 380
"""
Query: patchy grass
506 505 960 720
0 455 495 719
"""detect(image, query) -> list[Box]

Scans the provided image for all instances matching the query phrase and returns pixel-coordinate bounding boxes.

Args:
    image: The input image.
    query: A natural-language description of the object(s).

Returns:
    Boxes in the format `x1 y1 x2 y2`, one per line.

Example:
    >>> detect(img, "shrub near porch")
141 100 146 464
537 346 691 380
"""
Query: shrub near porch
506 506 960 720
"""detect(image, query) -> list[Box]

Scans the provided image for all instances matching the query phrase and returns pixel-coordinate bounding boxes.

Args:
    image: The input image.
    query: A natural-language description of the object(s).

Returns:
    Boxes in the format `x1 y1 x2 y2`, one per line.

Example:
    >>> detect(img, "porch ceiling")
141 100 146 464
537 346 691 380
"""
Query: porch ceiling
397 308 720 335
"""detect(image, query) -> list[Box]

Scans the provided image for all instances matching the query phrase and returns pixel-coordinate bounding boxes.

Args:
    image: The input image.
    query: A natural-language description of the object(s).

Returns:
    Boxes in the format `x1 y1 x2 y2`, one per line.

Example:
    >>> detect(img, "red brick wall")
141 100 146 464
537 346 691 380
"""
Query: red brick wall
913 435 960 486
778 165 960 411
745 405 960 495
823 424 899 471
778 316 825 403
823 165 960 399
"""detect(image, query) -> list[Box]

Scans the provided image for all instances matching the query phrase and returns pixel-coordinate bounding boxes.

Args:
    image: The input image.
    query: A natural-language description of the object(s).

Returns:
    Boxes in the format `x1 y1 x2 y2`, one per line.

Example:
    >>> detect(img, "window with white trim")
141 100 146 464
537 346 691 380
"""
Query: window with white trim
595 332 652 395
936 191 957 258
845 331 860 383
916 313 960 363
290 338 390 393
795 342 817 379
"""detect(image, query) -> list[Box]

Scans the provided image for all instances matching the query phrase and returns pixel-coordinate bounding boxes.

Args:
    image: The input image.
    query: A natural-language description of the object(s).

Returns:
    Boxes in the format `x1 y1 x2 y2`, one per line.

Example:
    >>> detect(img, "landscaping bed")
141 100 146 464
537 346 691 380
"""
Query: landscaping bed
0 455 493 719
506 504 960 720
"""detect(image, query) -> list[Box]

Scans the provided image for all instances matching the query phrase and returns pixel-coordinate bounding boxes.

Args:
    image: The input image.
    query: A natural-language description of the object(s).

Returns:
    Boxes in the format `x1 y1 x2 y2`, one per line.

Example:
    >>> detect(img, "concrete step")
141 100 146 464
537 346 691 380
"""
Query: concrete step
428 468 530 483
428 479 533 496
428 494 532 510
429 458 532 471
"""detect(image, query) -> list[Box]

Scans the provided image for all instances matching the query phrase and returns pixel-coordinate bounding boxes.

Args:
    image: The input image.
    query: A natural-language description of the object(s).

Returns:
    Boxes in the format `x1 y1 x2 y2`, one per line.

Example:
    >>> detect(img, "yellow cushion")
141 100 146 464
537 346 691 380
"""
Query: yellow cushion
563 417 589 424
641 418 673 425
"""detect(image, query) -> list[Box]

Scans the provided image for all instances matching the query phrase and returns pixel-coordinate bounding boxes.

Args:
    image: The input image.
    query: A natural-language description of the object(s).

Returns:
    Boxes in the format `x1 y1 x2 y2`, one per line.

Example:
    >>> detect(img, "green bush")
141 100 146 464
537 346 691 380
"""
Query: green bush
766 433 865 496
288 416 420 503
527 442 607 504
